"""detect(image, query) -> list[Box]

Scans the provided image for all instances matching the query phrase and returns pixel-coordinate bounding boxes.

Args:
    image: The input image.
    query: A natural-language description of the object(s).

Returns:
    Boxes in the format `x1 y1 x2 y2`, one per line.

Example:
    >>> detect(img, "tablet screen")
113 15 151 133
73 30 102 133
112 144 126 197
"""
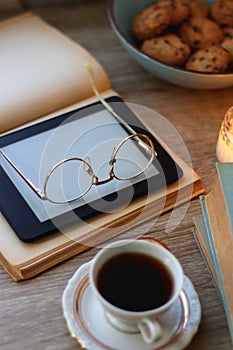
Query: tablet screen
0 96 182 241
1 108 159 222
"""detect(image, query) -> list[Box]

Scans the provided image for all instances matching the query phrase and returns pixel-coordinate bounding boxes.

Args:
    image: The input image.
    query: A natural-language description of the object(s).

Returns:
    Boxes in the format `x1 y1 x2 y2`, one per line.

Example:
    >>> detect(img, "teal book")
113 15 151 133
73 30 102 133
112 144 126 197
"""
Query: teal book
193 214 219 290
216 162 233 238
199 163 233 343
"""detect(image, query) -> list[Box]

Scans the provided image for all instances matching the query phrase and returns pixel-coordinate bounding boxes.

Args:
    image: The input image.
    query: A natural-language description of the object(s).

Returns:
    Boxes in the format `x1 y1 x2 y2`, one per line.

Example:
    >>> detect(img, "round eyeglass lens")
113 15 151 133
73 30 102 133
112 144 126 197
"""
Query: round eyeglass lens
44 158 94 204
113 134 154 180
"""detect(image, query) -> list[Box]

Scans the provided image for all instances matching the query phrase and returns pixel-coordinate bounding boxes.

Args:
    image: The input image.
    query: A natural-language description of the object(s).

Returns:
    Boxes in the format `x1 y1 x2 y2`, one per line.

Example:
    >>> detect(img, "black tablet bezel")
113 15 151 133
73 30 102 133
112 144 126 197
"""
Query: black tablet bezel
0 96 183 242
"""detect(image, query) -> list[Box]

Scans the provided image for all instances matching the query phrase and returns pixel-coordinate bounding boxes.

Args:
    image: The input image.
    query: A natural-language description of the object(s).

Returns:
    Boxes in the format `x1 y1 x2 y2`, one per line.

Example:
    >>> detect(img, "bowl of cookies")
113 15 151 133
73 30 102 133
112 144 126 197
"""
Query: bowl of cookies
108 0 233 89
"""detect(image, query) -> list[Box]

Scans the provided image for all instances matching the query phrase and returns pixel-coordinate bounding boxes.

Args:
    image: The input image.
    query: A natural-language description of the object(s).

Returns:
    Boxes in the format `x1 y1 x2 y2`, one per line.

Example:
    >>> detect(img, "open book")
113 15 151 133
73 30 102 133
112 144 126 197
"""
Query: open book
0 13 204 281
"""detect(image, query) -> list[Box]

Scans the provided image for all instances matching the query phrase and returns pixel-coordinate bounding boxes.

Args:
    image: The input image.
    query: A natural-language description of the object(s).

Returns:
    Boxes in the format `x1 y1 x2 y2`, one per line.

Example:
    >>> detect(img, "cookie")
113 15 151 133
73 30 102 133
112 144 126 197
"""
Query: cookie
210 0 233 27
141 33 191 66
185 45 231 72
223 26 233 38
221 28 233 60
221 37 233 60
131 3 172 41
186 0 209 18
179 17 224 50
156 0 190 25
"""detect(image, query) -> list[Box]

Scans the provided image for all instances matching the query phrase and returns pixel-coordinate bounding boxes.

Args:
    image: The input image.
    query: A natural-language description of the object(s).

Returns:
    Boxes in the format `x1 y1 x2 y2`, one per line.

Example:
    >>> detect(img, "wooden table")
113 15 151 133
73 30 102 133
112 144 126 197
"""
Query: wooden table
0 2 233 349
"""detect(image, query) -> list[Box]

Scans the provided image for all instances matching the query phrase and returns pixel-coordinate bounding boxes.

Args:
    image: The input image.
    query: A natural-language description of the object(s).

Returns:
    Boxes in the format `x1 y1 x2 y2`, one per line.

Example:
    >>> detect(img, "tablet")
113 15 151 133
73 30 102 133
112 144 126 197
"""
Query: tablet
0 96 183 241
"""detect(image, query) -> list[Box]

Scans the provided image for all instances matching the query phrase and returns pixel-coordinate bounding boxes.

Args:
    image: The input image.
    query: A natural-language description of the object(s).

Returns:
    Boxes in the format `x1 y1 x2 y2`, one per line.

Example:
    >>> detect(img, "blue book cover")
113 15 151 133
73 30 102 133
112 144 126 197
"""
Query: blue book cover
216 162 233 237
199 196 220 279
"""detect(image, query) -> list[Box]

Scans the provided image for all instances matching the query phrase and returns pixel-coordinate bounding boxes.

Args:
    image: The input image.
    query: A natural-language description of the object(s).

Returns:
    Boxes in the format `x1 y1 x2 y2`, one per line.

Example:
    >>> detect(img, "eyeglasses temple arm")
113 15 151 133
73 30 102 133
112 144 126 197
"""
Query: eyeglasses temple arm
84 63 138 136
84 63 158 158
0 149 47 200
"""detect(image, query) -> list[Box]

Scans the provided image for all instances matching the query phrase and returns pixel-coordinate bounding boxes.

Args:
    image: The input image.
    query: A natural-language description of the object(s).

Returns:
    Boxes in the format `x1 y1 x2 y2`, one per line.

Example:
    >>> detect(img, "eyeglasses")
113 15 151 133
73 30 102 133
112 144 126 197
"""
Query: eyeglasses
0 65 157 204
0 133 156 204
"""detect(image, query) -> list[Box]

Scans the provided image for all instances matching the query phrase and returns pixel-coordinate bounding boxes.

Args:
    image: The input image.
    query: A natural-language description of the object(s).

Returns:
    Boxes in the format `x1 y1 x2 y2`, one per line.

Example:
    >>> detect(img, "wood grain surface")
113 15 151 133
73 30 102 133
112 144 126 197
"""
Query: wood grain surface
0 1 233 349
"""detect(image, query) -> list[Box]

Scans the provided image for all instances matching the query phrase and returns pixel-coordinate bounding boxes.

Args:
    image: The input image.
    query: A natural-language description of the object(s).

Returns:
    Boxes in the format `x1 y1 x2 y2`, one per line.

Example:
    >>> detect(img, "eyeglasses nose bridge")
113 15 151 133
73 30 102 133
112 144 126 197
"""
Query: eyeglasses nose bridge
83 156 94 176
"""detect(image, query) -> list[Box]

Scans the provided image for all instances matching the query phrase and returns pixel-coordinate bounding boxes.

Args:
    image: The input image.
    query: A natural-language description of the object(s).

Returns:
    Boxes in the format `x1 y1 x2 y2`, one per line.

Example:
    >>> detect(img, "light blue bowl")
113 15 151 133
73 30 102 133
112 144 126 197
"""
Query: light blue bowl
108 0 233 90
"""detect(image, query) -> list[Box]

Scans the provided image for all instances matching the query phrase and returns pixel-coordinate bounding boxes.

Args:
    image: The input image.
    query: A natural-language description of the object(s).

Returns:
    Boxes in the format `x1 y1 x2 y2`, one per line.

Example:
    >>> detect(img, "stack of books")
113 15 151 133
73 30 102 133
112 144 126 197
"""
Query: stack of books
193 162 233 343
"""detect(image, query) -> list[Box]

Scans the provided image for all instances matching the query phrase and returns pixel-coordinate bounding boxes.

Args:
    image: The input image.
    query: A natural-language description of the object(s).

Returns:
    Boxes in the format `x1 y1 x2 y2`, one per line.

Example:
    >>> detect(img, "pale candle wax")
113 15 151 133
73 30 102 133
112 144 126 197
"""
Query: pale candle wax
216 106 233 162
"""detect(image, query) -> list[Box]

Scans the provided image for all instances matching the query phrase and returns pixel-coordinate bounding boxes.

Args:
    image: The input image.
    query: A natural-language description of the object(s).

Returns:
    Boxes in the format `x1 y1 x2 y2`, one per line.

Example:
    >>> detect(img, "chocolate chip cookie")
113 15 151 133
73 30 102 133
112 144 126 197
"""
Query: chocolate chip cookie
187 0 209 18
180 17 224 50
141 33 191 66
185 45 231 72
221 27 233 60
210 0 233 27
131 3 172 41
156 0 190 25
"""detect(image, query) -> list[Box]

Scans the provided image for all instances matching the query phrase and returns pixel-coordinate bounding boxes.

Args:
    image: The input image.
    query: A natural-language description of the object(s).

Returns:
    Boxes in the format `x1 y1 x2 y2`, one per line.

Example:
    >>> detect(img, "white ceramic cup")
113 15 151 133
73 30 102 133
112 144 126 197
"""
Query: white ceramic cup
89 238 184 344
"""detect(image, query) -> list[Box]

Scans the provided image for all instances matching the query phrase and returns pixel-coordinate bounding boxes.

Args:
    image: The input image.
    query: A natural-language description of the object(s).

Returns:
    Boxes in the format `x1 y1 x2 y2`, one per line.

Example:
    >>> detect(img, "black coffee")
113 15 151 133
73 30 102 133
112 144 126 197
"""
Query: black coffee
97 252 173 312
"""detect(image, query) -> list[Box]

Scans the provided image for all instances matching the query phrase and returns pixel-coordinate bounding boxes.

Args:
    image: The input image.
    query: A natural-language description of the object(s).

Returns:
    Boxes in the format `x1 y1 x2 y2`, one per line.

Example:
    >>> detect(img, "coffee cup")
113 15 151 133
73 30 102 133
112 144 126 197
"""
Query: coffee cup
89 238 184 344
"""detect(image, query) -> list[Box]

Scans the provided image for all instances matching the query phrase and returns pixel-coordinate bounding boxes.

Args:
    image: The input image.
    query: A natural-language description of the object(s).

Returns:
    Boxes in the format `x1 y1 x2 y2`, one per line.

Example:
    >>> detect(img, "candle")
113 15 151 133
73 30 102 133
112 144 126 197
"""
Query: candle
216 106 233 162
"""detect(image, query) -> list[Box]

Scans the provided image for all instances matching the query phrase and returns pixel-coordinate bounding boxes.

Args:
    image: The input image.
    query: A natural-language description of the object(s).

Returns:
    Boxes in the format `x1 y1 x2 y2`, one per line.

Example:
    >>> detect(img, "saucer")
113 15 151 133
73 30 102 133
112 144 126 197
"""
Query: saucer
62 261 201 350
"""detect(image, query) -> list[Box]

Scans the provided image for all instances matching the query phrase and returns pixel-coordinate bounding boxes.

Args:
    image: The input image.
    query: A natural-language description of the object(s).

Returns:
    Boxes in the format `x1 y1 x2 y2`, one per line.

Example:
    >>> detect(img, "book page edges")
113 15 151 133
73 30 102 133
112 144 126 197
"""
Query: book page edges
0 172 203 281
193 215 219 289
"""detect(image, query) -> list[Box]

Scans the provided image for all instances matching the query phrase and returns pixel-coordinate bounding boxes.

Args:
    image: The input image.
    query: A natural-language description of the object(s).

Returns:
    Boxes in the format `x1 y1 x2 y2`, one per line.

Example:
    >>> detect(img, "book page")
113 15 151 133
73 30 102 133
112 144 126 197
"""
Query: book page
0 13 110 133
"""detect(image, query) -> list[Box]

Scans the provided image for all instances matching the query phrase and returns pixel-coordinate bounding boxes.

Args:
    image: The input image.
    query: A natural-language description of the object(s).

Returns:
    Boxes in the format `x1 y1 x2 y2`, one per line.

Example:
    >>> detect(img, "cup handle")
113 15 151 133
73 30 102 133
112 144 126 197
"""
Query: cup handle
138 317 162 344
